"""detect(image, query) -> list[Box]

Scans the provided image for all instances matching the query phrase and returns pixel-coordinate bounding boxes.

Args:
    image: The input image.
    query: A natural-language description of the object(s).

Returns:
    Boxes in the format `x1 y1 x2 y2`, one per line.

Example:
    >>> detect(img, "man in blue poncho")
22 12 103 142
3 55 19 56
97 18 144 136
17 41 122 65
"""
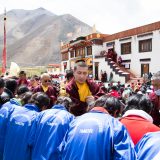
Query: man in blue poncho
3 92 50 160
0 86 33 159
61 95 136 160
0 99 21 159
29 96 74 160
135 131 160 160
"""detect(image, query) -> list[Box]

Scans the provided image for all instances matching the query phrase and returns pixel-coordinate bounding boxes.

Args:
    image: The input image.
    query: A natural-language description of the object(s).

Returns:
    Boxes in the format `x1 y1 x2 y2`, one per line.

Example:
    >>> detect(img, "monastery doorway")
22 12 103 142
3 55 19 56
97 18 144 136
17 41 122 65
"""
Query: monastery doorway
141 64 149 77
95 62 99 80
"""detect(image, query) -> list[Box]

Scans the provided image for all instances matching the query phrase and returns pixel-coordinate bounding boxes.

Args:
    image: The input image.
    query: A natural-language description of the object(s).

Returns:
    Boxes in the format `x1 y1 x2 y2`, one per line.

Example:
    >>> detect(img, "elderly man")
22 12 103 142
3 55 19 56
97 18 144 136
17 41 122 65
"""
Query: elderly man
34 73 57 108
66 61 105 116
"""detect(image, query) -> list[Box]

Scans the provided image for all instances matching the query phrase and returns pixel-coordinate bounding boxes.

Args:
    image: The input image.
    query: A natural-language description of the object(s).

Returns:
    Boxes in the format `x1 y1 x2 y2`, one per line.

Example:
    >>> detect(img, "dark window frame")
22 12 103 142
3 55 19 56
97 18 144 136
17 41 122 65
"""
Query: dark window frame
62 53 68 61
139 39 152 53
87 46 92 56
121 42 131 55
75 49 80 57
70 50 74 58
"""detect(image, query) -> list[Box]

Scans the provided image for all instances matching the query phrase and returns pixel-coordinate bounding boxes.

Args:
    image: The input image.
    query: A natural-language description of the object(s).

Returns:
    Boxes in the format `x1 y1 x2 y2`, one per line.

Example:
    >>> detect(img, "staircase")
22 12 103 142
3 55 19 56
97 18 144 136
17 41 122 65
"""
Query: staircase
105 58 137 83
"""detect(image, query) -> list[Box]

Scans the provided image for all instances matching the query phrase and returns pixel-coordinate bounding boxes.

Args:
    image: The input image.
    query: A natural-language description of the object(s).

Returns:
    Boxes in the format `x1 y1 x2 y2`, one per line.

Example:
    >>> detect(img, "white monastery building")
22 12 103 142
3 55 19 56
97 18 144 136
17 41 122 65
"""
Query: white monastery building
60 21 160 83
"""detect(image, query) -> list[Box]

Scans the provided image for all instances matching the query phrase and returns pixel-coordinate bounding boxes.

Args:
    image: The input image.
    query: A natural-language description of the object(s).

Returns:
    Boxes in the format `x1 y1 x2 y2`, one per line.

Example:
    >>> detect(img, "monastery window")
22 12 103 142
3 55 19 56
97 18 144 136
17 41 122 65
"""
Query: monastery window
62 53 68 61
87 46 92 55
70 50 74 58
106 42 115 47
121 42 131 55
81 48 85 57
75 49 80 57
139 39 152 52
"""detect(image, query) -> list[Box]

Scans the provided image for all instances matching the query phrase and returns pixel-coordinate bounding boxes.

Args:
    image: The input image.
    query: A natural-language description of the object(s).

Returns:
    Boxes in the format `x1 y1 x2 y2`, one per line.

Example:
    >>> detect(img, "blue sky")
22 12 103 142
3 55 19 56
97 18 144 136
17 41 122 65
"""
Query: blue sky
0 0 160 34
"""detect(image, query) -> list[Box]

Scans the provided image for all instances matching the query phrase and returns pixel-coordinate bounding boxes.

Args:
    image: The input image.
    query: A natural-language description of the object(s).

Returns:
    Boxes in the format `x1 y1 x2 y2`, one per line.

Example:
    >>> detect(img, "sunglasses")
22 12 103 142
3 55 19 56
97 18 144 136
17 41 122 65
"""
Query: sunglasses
44 80 51 83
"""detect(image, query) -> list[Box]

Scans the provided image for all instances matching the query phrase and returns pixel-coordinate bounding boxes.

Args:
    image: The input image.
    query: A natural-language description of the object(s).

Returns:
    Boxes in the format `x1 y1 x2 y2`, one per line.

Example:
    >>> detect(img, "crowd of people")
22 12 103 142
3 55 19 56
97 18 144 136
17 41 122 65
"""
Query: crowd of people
0 61 160 159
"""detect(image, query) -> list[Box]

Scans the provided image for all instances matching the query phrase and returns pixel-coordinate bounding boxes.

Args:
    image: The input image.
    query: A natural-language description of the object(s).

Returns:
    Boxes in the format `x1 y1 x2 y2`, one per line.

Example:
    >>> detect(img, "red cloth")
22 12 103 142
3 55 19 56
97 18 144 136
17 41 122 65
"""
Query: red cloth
91 107 109 114
17 79 29 86
120 116 160 145
109 90 120 98
2 20 6 74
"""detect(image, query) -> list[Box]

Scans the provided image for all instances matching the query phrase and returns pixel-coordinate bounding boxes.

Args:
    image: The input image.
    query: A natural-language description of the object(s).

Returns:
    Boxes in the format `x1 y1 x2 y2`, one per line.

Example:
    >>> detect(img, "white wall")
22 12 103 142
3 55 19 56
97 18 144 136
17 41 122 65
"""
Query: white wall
61 29 160 78
150 30 160 73
94 58 126 84
104 29 160 77
92 45 104 56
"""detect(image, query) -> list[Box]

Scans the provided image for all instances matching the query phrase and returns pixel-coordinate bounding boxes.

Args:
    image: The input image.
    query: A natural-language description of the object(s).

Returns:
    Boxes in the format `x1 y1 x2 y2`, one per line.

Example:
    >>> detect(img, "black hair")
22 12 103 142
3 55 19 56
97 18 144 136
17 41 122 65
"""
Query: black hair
111 86 117 90
94 95 121 117
74 61 88 71
0 78 5 88
28 92 50 110
124 94 143 112
56 96 72 111
17 85 29 96
75 59 85 63
5 79 18 94
19 70 26 75
139 95 153 114
94 95 108 107
21 91 33 105
65 70 74 81
104 96 121 116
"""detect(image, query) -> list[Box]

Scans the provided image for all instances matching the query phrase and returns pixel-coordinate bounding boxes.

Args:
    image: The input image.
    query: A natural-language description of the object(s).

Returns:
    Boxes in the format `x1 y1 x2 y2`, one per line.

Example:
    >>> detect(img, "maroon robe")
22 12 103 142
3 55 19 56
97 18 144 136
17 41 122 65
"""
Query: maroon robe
66 78 105 116
33 85 57 108
17 78 29 87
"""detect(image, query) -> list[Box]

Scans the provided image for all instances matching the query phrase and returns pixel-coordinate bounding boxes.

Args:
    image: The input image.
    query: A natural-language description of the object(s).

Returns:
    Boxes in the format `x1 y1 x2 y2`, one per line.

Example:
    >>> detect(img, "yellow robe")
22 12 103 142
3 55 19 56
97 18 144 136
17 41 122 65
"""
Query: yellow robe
76 82 91 102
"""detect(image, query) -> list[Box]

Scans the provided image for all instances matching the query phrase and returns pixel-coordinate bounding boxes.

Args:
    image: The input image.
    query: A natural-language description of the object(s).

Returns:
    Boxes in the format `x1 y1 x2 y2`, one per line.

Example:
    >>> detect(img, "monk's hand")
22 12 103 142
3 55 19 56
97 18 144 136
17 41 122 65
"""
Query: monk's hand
85 96 94 104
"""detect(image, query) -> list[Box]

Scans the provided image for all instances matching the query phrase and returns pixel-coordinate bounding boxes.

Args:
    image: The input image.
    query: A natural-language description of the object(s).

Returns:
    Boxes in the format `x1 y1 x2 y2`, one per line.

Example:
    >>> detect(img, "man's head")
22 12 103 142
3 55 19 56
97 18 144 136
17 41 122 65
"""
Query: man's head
0 78 5 95
124 94 142 112
73 61 88 84
5 79 18 95
124 94 153 114
65 70 74 82
139 95 153 114
56 96 72 111
21 91 33 105
28 92 50 111
19 71 27 79
41 73 51 87
94 95 121 117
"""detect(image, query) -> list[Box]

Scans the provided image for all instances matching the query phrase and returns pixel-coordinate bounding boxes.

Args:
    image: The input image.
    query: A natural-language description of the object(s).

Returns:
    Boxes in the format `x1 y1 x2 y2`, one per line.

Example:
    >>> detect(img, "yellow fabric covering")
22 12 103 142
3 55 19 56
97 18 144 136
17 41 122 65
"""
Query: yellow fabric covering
76 82 91 102
59 82 68 96
42 85 48 92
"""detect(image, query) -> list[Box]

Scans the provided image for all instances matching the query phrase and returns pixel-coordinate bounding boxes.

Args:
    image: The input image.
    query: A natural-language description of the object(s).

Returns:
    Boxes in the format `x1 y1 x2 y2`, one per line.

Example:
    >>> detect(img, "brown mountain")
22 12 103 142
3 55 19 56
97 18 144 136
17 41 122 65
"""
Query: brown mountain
0 8 93 67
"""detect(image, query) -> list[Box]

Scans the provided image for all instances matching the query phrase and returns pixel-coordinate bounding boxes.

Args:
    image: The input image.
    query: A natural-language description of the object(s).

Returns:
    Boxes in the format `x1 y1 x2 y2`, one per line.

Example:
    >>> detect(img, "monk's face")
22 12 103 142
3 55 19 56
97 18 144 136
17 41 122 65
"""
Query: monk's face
41 75 51 87
74 66 88 84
